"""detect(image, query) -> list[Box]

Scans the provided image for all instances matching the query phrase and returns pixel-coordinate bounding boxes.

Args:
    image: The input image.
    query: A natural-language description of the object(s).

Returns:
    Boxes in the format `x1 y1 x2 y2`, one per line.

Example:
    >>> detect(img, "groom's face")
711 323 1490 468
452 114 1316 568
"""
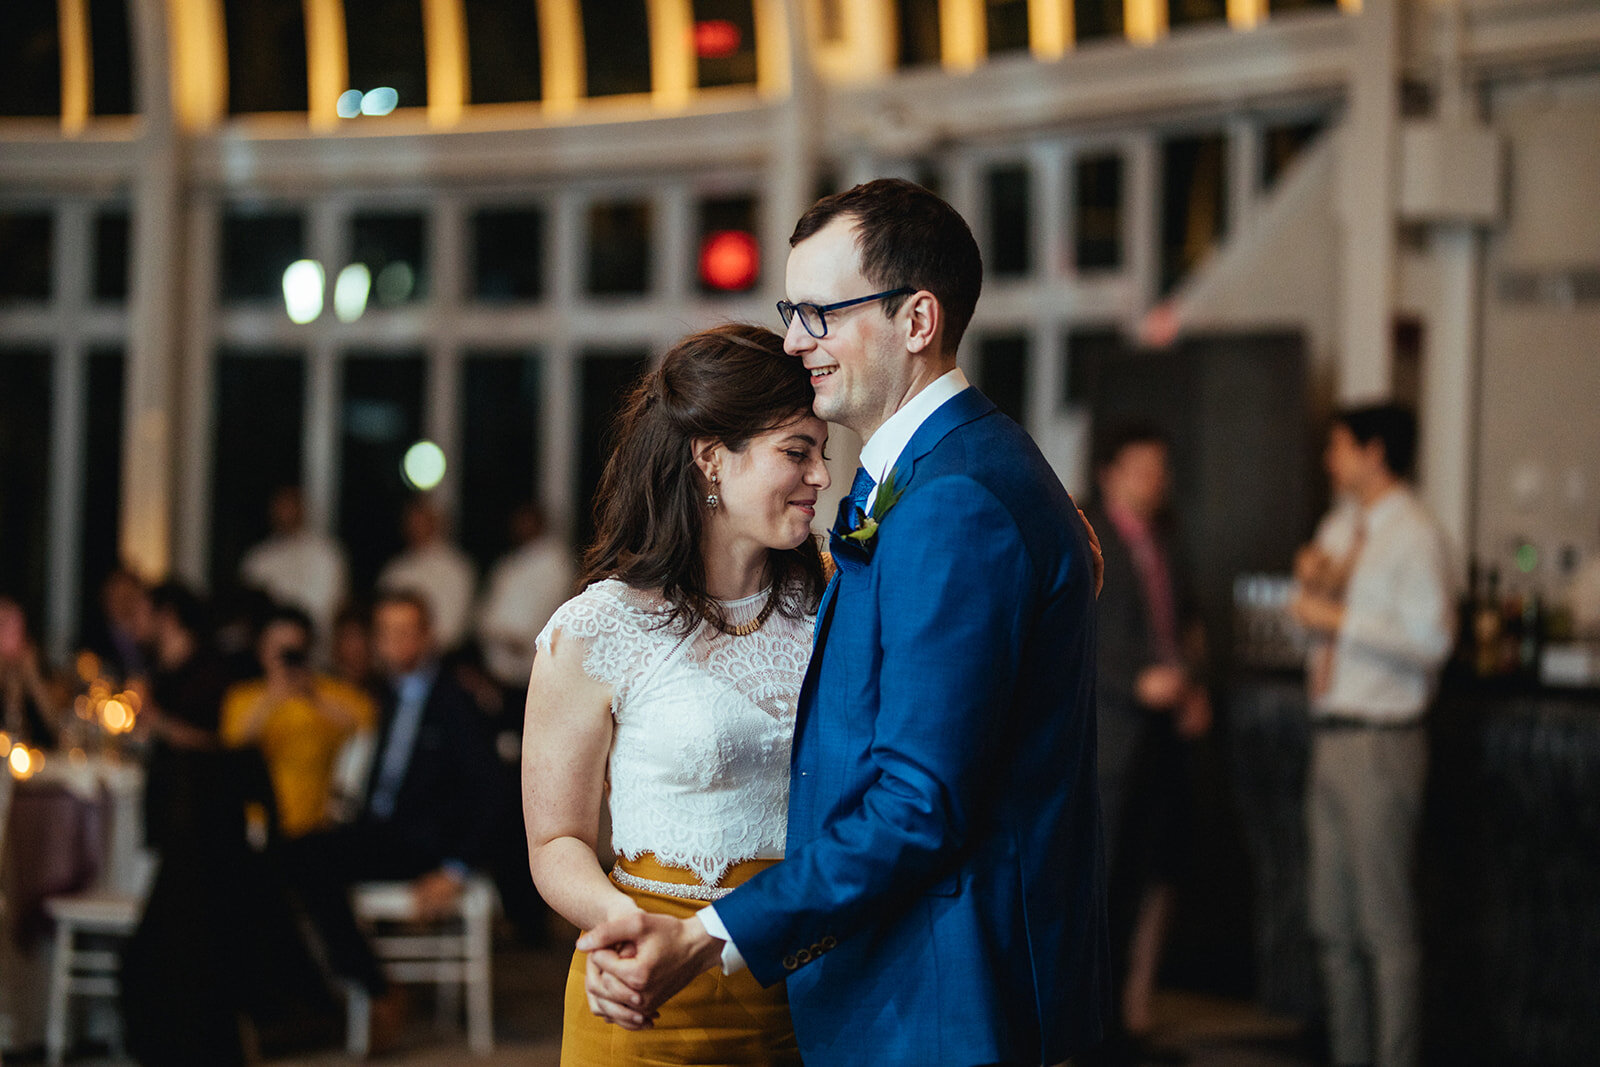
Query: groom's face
783 216 907 437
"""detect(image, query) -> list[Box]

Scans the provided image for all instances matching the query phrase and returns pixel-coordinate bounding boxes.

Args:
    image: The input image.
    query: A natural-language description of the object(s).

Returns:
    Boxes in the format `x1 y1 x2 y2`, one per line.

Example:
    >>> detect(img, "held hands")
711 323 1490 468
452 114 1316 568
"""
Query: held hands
576 911 724 1029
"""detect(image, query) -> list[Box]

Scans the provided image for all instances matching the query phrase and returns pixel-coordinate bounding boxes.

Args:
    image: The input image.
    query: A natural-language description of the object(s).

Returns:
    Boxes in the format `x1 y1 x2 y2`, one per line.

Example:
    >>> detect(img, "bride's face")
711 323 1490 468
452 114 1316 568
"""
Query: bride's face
711 414 831 551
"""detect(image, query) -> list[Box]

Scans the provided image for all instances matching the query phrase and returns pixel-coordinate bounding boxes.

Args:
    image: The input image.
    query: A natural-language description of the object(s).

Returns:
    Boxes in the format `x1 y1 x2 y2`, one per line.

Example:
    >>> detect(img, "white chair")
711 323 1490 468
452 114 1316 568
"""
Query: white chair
344 875 496 1057
42 891 142 1067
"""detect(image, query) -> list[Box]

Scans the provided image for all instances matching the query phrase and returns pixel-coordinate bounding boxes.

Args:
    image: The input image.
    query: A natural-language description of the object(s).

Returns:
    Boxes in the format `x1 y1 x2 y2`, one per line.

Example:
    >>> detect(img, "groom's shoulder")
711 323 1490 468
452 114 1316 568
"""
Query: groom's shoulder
926 409 1072 509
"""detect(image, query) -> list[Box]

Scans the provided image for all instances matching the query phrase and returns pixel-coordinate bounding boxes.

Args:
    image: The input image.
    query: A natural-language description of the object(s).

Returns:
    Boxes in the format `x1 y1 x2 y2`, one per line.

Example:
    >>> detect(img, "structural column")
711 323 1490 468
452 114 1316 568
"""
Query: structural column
1336 0 1401 401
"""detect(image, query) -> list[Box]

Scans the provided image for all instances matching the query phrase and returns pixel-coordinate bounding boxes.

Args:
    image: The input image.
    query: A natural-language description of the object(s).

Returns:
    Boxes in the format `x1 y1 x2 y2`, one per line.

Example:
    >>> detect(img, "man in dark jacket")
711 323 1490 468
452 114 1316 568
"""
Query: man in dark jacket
1084 426 1211 1063
281 589 498 1038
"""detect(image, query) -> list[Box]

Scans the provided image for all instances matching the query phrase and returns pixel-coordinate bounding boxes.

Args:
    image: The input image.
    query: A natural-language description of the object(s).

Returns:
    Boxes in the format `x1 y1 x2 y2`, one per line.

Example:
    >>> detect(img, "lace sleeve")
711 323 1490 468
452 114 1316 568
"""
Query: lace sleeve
534 579 658 717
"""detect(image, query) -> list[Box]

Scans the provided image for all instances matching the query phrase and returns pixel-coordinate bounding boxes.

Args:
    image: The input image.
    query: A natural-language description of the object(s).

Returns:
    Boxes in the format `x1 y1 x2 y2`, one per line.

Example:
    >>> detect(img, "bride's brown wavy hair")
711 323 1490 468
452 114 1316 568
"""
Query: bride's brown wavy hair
581 323 827 634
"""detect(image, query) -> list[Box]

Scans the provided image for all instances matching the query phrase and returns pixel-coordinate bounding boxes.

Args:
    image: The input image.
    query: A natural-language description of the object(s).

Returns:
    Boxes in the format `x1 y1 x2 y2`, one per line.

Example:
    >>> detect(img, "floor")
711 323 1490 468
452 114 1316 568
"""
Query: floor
45 919 1318 1067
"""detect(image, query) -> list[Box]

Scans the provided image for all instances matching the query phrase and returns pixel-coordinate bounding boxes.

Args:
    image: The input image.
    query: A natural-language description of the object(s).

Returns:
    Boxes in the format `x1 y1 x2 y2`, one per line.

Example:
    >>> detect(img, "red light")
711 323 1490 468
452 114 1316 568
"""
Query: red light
693 20 742 60
700 230 760 291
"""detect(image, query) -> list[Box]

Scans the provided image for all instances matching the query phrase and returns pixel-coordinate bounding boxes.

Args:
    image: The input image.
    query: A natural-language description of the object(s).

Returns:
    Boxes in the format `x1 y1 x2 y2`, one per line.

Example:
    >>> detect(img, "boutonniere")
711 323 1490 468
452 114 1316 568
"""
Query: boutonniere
843 467 905 546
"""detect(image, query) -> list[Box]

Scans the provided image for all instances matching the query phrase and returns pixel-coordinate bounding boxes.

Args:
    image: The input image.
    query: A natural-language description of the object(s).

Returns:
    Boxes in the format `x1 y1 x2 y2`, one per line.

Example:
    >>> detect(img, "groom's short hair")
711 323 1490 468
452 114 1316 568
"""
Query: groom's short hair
791 178 983 357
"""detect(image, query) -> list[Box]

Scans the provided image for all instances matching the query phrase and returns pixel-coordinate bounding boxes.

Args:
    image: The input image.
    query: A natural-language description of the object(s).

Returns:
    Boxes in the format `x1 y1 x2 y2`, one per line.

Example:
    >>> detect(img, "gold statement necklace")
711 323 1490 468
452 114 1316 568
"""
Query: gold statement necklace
714 589 778 637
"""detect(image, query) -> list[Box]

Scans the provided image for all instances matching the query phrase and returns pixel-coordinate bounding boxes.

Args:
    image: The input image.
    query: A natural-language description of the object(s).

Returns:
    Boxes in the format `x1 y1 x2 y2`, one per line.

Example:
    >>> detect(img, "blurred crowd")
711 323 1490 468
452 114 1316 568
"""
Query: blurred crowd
2 487 574 1063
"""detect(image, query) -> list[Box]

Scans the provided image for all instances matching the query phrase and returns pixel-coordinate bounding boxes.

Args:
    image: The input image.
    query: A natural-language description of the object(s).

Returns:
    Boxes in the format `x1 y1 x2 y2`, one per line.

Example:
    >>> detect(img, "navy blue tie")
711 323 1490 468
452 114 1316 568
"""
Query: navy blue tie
849 466 875 519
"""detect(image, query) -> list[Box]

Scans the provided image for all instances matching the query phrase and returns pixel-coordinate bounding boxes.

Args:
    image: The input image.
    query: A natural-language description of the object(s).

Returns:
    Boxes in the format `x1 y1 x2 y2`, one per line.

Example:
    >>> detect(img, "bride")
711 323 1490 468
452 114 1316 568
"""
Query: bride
523 322 828 1065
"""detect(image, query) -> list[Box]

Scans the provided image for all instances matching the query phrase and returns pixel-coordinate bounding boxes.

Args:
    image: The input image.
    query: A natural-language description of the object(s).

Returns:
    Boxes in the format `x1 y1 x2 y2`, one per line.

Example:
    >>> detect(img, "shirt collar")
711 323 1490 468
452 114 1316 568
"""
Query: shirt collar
394 661 439 704
858 367 970 486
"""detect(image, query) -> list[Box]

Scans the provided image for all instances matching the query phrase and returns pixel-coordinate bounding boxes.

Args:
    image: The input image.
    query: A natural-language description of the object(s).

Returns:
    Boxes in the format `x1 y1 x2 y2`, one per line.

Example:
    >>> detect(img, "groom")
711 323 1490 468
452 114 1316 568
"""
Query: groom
580 179 1108 1065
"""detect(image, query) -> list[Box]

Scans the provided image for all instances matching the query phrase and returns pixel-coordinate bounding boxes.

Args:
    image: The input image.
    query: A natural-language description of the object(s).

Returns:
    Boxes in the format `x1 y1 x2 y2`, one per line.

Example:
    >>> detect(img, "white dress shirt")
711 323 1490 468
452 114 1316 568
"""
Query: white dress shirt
240 529 348 653
476 536 576 688
1308 487 1456 723
698 365 971 973
378 541 478 652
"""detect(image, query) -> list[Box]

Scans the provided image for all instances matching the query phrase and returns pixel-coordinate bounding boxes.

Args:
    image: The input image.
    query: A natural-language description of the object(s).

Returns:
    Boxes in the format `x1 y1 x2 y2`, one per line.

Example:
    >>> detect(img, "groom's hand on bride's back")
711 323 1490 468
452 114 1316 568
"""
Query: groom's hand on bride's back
578 912 725 1026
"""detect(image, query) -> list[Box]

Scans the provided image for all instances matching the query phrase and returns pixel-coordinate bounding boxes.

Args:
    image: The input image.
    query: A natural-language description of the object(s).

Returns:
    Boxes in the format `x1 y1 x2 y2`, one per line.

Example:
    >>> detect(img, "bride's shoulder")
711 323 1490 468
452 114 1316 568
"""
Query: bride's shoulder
541 578 665 644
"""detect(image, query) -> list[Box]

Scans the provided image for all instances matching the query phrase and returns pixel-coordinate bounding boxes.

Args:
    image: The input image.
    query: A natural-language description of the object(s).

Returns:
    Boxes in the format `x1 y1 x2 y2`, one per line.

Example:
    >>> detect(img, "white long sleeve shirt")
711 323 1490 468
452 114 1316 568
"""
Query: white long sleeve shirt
1308 487 1456 723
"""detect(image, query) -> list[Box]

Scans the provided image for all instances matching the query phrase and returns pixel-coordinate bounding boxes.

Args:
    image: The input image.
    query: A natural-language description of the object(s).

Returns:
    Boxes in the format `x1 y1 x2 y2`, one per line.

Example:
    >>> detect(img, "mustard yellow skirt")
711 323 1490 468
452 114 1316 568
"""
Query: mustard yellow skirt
561 853 800 1066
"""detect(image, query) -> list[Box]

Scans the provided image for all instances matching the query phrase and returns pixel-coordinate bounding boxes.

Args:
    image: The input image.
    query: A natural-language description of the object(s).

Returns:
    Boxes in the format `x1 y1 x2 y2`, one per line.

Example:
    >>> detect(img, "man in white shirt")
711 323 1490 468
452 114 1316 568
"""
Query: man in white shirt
476 502 575 699
1291 403 1455 1067
240 486 348 660
377 497 477 653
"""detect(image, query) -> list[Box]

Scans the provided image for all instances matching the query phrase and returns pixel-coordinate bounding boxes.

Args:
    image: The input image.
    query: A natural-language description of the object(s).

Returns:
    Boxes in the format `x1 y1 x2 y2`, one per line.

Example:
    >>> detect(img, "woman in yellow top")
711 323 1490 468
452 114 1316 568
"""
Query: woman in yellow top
221 606 374 838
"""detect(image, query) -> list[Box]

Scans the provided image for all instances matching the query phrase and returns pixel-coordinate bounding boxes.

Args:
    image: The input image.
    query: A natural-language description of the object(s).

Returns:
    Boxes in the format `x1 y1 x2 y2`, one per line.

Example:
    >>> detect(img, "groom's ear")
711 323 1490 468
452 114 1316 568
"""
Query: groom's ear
903 290 941 356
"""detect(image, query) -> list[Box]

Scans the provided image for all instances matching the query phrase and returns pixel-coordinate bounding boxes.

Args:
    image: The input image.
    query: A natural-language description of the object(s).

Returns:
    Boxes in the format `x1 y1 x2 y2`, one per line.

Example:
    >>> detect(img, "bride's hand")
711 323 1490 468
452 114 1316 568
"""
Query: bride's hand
579 911 724 1021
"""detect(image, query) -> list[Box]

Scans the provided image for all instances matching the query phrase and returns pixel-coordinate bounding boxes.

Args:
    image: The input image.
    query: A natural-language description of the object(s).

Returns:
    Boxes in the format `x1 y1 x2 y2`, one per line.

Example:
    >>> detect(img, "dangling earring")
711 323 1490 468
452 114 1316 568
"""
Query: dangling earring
706 473 720 511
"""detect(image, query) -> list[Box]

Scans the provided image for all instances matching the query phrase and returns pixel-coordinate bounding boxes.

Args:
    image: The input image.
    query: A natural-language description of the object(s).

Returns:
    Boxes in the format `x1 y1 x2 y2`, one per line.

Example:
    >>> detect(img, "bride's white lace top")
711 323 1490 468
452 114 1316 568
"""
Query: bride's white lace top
535 578 814 885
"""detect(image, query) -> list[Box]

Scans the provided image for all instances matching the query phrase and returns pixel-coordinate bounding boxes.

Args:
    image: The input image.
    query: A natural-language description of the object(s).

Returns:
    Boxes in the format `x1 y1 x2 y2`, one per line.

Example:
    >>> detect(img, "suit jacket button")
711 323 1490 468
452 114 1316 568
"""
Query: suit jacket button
820 935 837 950
795 948 812 964
782 955 798 971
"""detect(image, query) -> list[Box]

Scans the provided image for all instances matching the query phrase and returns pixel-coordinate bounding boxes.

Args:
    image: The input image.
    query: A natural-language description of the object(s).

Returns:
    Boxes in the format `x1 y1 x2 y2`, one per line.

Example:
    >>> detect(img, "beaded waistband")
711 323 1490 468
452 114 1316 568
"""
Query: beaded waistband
609 866 732 902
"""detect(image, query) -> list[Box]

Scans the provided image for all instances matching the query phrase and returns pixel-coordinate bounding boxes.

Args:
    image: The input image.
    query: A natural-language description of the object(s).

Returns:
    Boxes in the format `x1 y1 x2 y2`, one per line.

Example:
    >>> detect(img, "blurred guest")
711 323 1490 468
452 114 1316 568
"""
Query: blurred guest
81 565 152 683
279 590 498 1048
240 486 348 663
220 606 375 839
123 580 276 1067
377 496 477 653
1085 426 1210 1063
1291 404 1454 1067
211 585 277 685
141 581 231 843
476 501 575 707
0 595 60 746
330 601 375 691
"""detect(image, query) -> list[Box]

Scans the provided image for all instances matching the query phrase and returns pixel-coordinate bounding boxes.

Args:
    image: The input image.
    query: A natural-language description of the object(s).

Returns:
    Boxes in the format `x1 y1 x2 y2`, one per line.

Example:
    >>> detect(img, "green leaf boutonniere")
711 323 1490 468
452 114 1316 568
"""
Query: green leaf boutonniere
844 466 905 545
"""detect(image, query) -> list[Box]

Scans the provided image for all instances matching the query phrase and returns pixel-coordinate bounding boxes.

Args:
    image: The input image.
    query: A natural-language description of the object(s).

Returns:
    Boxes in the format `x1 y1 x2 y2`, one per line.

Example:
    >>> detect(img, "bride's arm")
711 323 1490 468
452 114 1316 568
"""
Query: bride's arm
522 630 641 931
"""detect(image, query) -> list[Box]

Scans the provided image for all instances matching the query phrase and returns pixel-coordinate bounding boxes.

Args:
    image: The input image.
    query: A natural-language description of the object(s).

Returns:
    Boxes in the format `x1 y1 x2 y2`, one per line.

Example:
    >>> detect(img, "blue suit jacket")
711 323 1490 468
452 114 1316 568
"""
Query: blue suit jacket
716 388 1108 1066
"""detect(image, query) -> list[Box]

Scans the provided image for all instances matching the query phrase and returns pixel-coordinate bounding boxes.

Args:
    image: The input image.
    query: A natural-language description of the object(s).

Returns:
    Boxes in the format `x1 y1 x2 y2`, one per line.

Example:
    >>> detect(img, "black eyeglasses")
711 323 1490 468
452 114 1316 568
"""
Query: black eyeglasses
776 287 913 339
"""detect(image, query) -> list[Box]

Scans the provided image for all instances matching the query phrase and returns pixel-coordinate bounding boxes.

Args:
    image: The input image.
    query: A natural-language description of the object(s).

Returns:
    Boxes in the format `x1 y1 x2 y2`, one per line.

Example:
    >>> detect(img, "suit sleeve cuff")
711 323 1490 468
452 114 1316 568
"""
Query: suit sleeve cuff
695 905 747 975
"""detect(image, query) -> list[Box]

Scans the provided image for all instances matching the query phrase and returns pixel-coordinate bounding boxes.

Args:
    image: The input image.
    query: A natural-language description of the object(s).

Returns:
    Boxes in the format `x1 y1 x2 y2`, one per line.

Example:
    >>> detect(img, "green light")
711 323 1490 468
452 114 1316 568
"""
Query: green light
402 440 447 491
1515 543 1539 574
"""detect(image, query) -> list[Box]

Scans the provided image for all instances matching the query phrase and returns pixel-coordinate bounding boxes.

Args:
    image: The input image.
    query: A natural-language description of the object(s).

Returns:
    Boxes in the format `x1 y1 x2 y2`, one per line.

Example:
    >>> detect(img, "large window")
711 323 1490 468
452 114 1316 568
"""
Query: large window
461 351 544 571
0 7 60 117
465 0 544 104
976 333 1029 426
345 0 429 110
696 194 761 295
89 0 134 116
577 350 651 548
210 352 306 595
1160 132 1227 295
986 0 1031 56
1074 153 1124 272
0 212 54 302
221 207 306 303
986 163 1032 278
0 349 55 623
1263 118 1325 190
339 353 427 593
1073 1 1125 44
472 206 547 302
1169 0 1228 30
78 349 126 639
93 208 130 303
586 200 654 297
352 211 429 307
694 0 759 89
896 0 942 68
583 1 652 98
225 0 310 114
